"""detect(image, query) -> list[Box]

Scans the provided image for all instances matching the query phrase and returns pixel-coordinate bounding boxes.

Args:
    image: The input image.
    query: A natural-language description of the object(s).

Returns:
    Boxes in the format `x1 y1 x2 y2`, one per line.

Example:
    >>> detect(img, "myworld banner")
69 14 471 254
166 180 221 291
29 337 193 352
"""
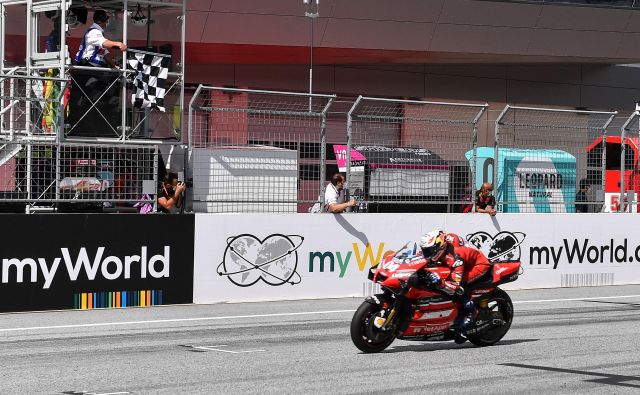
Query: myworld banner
0 214 194 312
194 213 640 303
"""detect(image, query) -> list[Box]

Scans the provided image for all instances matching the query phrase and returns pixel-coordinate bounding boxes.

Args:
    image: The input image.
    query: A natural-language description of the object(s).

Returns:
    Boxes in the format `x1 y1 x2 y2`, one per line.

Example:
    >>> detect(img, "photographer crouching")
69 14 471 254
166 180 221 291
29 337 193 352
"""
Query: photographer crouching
157 172 186 213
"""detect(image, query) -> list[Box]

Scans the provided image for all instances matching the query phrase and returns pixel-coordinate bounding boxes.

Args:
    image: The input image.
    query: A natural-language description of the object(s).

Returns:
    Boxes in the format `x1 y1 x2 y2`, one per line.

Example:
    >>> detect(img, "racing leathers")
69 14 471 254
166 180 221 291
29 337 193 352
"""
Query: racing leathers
424 242 492 331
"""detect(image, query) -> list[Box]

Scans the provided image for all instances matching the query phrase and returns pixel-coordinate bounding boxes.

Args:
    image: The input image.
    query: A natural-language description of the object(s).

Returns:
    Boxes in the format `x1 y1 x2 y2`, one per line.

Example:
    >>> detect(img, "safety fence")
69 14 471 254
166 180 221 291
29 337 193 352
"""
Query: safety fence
187 86 335 213
346 96 487 213
4 80 640 214
495 106 617 213
184 86 640 214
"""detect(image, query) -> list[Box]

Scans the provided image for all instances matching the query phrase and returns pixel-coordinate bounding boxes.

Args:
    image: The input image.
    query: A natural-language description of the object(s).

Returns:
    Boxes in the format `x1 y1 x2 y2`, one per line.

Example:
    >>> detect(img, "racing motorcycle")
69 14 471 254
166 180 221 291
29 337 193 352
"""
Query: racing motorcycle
350 244 521 353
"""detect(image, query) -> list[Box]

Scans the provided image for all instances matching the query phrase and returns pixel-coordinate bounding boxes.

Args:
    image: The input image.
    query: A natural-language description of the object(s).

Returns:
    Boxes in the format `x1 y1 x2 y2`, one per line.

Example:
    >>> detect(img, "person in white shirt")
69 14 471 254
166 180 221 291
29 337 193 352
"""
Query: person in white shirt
75 10 127 68
324 173 357 213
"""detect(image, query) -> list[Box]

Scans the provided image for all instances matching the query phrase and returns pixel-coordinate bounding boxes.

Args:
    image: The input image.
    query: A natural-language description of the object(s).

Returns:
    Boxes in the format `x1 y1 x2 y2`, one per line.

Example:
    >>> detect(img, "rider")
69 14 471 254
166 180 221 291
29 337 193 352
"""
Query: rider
418 230 491 331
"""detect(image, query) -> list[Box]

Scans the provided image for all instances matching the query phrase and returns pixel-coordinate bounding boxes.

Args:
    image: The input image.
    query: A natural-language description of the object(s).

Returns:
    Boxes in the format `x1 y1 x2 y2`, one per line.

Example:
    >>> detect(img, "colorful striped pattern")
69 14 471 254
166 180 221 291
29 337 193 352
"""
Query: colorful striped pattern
73 290 163 310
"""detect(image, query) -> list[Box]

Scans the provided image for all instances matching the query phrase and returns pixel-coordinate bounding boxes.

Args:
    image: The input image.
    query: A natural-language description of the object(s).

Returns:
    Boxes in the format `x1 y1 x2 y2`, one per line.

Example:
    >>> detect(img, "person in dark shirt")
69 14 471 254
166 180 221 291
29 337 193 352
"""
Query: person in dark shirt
475 182 496 216
575 179 589 213
157 172 186 213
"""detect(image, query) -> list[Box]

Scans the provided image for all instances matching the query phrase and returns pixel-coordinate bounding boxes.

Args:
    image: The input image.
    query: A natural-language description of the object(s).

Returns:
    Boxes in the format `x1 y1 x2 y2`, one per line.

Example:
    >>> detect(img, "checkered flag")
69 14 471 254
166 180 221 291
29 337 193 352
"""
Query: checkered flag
127 50 170 112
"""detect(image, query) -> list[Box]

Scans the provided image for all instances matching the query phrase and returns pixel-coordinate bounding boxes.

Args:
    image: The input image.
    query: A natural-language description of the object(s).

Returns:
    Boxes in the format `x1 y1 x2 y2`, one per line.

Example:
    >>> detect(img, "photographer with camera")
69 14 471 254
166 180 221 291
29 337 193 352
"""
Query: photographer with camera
157 172 186 213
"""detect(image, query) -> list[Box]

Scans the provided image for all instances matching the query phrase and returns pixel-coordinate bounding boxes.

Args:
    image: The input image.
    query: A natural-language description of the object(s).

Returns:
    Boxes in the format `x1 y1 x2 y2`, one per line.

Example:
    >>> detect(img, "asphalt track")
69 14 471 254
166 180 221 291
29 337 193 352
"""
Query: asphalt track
1 285 640 394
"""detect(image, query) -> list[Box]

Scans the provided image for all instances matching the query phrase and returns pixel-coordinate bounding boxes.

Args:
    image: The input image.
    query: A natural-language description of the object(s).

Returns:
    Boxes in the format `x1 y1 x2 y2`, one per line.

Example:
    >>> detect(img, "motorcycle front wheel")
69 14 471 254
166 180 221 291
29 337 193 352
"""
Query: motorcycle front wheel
467 287 514 347
350 301 397 353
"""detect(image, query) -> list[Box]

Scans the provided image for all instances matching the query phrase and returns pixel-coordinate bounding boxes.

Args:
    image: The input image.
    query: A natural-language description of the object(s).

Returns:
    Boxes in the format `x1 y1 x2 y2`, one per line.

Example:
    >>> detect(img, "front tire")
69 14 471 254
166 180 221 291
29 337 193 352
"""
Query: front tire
467 288 514 347
350 301 397 353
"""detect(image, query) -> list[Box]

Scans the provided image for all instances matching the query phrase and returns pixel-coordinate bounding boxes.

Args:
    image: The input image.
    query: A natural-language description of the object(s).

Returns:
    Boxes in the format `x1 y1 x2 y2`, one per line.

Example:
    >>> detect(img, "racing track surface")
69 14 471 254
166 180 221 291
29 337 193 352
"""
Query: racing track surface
1 285 640 394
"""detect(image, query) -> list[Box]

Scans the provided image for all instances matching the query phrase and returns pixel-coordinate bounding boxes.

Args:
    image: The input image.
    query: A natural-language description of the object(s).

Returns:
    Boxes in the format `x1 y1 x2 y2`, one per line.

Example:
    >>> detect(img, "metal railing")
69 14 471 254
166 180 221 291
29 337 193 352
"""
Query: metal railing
0 72 69 141
0 141 158 211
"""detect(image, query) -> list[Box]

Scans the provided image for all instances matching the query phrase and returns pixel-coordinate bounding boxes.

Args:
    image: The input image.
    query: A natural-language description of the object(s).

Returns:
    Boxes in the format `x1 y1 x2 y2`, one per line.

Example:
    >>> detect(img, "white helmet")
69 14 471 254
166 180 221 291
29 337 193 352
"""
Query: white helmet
419 230 447 261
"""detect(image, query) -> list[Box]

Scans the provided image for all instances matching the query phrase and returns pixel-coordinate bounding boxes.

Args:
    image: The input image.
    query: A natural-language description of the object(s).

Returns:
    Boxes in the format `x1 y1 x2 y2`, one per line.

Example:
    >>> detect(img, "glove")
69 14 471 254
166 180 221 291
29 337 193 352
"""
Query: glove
423 271 441 286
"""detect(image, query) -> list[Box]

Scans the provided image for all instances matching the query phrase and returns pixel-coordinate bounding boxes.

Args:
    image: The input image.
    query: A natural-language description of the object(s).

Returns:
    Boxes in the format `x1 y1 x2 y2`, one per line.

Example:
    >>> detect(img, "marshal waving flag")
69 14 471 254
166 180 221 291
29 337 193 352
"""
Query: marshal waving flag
127 50 170 112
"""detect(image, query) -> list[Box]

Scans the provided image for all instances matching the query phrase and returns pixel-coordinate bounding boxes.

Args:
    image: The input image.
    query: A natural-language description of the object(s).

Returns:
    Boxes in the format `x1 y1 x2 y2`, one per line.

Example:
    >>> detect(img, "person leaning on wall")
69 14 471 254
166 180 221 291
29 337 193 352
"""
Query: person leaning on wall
324 173 357 213
475 182 497 216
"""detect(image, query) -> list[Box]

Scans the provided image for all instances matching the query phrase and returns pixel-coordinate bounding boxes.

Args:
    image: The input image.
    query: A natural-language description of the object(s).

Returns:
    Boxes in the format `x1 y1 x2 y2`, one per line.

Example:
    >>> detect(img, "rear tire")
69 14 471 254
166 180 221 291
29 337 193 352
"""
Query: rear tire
467 288 513 347
350 301 396 353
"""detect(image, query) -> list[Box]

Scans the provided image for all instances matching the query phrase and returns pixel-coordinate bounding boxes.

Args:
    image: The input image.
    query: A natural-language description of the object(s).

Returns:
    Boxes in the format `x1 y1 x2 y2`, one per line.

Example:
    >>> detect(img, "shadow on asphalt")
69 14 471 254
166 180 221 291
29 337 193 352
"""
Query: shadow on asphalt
377 338 540 354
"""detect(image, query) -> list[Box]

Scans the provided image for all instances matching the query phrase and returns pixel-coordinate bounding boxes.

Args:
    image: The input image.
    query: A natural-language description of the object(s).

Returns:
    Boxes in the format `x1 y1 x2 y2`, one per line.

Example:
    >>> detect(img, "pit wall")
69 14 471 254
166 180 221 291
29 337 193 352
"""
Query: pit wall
194 213 640 303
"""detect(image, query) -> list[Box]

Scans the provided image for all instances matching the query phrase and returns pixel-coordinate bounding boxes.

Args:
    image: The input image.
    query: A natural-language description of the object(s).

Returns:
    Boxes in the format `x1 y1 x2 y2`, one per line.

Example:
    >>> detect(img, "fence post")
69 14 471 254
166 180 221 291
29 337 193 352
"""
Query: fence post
620 123 626 213
319 96 334 207
618 111 638 213
494 105 510 212
471 105 487 214
346 95 362 208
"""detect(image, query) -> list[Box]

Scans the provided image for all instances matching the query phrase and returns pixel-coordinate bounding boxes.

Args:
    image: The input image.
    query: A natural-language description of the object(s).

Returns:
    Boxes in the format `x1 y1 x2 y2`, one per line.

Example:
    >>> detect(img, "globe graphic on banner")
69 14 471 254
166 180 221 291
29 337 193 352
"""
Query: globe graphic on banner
217 234 303 287
466 231 526 262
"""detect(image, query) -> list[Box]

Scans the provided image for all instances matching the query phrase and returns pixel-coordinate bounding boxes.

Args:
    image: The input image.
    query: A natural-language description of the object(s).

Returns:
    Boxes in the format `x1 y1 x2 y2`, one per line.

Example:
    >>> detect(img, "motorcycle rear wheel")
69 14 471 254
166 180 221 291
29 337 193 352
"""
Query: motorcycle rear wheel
467 288 513 347
350 301 397 353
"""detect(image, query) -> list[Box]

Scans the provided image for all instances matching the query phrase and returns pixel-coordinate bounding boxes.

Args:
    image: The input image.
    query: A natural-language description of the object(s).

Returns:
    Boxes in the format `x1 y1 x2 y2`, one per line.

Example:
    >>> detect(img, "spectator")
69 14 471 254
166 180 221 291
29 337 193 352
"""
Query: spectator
75 10 127 68
157 172 186 213
461 183 473 213
575 179 590 213
324 173 357 213
475 182 497 216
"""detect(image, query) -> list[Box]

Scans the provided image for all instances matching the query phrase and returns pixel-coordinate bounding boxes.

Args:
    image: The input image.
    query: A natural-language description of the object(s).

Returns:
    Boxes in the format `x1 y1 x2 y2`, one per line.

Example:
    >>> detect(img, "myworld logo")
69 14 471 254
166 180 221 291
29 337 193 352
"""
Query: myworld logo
529 239 640 269
308 242 394 277
1 246 170 289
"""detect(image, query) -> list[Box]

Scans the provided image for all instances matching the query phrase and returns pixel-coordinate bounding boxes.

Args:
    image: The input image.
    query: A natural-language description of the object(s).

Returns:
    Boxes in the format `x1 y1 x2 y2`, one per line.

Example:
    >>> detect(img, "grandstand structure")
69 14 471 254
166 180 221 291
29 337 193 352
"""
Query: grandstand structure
3 0 640 213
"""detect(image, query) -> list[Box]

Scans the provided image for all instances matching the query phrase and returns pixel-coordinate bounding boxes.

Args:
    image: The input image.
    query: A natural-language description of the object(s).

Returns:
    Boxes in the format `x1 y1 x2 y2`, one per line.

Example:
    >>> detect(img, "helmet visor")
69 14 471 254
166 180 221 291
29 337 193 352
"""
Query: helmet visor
421 245 441 260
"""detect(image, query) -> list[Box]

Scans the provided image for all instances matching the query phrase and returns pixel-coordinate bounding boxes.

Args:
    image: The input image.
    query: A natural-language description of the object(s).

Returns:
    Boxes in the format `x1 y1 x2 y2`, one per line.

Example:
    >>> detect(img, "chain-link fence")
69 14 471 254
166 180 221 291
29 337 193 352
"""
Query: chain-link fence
494 105 617 213
346 96 488 213
0 141 158 212
620 110 640 212
187 85 335 213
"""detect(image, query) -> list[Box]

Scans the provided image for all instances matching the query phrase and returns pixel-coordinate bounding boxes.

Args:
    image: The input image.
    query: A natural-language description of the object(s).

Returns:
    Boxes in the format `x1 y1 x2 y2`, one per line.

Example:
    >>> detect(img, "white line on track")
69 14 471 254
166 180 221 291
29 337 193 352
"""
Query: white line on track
0 294 638 333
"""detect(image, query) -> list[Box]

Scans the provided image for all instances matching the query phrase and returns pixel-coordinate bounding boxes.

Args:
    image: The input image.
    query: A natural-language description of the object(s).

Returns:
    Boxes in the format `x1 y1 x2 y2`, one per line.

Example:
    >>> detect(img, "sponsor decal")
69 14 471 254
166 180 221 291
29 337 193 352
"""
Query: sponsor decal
218 234 303 287
1 246 170 289
0 214 194 313
308 242 395 278
466 231 526 262
529 238 640 269
467 229 640 269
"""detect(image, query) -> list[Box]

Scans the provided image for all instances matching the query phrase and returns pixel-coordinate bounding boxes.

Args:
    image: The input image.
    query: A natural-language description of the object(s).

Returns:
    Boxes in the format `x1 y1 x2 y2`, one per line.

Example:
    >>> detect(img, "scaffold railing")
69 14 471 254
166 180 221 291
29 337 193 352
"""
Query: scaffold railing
0 141 158 211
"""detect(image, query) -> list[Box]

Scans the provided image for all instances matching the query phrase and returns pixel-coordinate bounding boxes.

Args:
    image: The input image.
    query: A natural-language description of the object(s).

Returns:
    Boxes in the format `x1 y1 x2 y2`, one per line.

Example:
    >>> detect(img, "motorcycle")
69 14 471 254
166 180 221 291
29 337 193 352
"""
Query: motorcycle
350 244 521 353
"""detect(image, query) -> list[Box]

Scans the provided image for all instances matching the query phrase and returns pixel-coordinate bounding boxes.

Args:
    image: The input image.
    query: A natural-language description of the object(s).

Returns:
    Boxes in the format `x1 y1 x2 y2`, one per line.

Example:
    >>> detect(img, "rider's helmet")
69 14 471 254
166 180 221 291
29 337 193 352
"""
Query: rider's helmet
419 230 448 261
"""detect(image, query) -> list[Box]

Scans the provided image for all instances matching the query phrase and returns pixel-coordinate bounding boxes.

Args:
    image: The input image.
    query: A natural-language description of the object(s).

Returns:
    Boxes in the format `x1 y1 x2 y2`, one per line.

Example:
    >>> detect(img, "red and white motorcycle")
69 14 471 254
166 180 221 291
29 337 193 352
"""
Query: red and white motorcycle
350 244 521 353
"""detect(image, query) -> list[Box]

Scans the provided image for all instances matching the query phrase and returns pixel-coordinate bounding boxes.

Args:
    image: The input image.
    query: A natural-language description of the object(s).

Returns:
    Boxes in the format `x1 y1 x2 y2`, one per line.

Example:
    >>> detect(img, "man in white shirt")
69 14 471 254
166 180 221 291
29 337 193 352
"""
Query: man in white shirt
75 10 127 68
324 173 357 213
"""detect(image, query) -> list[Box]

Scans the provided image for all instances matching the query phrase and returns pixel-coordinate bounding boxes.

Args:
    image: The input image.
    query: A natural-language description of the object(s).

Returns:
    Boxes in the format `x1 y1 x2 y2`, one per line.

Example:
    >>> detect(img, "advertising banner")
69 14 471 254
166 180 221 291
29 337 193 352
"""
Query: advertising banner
194 213 640 303
467 147 577 213
0 214 194 312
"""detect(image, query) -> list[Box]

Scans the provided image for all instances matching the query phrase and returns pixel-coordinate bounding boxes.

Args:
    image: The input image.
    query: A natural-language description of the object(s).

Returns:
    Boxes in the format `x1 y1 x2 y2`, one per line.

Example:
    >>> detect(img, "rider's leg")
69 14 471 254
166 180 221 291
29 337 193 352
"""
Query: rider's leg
458 263 492 331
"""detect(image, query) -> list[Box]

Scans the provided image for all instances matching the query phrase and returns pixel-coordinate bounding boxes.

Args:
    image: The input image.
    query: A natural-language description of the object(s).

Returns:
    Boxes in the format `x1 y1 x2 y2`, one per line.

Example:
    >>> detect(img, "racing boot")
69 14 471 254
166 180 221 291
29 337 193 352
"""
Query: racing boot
457 299 476 332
